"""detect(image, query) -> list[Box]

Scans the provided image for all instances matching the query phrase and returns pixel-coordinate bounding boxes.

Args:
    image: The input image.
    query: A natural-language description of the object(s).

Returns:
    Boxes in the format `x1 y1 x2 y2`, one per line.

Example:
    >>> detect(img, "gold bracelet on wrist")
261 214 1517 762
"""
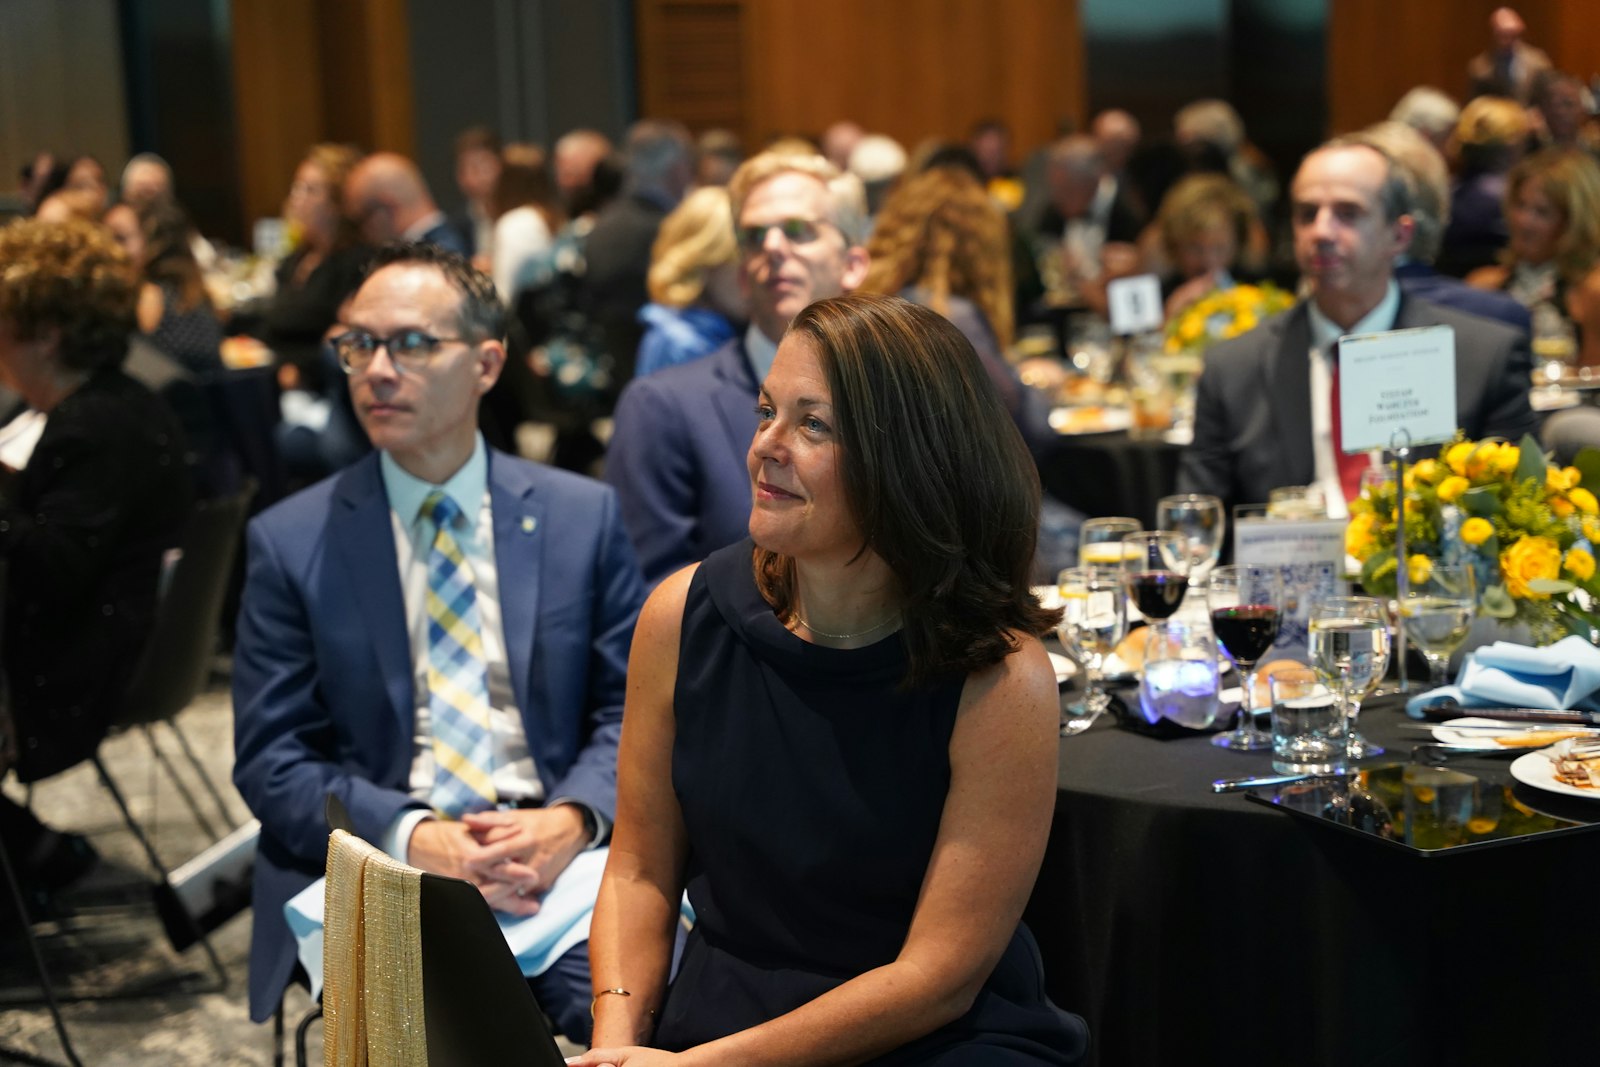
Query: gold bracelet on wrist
591 987 657 1019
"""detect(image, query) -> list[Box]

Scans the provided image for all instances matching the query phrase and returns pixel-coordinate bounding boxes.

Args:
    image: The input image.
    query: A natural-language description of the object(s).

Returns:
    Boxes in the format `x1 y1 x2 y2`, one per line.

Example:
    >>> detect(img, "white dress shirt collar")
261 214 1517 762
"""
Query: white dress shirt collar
1304 281 1400 519
1306 280 1401 357
380 433 489 535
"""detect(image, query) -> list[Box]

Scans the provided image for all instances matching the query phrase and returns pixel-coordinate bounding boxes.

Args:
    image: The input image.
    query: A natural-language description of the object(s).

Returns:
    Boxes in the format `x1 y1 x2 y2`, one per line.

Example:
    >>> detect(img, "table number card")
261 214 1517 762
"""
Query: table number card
1107 274 1163 336
1234 516 1347 662
1337 324 1458 452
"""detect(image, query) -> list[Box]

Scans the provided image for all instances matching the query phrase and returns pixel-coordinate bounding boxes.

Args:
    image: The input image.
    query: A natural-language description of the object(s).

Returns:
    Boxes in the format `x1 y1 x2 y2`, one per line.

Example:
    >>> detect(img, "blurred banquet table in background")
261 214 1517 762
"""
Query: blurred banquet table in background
1036 428 1183 531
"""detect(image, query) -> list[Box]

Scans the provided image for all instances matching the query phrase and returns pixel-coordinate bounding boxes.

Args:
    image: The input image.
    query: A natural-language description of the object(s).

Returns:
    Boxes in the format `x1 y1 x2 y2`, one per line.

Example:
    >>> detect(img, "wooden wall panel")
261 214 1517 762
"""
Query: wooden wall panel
638 0 1085 159
1328 0 1600 139
637 0 746 132
231 0 325 236
230 0 414 232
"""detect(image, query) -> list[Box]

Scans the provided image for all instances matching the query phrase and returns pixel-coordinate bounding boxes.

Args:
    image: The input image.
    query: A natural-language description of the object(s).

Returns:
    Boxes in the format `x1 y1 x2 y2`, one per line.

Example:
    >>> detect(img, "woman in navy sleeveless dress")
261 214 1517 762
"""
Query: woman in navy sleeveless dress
576 293 1088 1066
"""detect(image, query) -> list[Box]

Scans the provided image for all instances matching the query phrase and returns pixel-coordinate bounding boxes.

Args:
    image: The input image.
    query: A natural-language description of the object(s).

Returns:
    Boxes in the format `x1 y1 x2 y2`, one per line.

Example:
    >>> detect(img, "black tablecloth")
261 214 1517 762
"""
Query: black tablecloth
1025 697 1600 1067
1036 431 1181 529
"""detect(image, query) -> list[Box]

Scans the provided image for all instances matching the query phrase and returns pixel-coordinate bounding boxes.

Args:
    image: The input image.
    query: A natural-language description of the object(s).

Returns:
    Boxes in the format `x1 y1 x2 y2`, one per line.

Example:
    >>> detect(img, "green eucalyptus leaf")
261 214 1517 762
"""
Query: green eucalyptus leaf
1514 433 1547 485
1526 578 1576 595
1573 446 1600 495
1459 486 1503 517
1480 583 1517 619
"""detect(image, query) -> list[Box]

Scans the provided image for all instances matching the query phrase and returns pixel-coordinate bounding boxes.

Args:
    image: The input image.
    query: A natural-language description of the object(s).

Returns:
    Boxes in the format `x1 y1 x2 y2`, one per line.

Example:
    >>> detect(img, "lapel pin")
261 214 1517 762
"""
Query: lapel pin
521 516 537 534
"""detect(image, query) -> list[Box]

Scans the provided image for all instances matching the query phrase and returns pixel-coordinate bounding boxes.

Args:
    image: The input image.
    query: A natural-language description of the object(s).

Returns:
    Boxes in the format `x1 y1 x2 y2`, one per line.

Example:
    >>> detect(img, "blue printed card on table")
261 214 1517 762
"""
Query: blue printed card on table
1337 324 1458 452
1234 517 1347 662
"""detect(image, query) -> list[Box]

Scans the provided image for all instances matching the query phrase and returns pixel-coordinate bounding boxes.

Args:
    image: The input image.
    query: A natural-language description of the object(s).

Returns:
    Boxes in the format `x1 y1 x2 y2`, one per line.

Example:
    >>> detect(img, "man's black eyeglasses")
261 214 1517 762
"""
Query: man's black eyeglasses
331 328 470 374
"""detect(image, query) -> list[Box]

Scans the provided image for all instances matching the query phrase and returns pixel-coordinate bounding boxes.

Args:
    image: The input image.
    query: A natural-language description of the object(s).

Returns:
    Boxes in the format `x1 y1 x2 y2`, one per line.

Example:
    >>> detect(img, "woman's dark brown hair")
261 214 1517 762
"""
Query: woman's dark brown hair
137 198 212 314
490 143 565 232
755 292 1060 686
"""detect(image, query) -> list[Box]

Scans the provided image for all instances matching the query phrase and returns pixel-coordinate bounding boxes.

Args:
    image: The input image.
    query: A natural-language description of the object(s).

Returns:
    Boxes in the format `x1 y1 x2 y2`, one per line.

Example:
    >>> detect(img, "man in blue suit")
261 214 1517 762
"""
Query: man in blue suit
232 245 643 1039
605 151 869 585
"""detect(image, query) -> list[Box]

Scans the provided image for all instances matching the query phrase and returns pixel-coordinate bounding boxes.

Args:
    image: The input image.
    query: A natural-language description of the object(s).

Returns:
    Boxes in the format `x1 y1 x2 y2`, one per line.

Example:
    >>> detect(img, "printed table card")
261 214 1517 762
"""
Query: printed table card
1337 324 1458 452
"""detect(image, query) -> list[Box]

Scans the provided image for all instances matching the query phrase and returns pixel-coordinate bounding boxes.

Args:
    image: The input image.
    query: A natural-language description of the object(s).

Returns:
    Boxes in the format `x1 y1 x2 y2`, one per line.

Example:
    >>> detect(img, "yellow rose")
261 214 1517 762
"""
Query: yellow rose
1408 554 1433 585
1460 517 1495 546
1563 466 1583 490
1436 475 1470 503
1493 445 1520 475
1411 458 1440 484
1179 316 1204 344
1444 441 1476 476
1583 517 1600 543
1500 536 1563 600
1547 466 1569 493
1566 546 1597 582
1552 496 1575 518
1345 513 1376 560
1569 487 1599 515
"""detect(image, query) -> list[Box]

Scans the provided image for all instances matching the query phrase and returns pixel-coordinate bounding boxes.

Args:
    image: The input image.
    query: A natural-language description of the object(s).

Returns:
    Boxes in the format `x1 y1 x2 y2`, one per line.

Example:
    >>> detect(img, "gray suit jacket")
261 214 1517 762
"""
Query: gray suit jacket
1177 295 1539 512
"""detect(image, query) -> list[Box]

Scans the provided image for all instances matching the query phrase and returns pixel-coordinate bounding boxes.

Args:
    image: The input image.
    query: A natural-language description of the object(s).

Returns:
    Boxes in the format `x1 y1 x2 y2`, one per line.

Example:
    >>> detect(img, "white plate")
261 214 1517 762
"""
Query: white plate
1509 750 1600 800
1431 717 1595 750
1049 651 1078 684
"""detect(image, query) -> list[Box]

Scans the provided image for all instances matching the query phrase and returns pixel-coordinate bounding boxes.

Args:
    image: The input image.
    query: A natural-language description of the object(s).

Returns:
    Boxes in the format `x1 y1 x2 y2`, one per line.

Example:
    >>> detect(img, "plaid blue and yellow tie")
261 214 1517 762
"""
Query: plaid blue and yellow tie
421 490 498 816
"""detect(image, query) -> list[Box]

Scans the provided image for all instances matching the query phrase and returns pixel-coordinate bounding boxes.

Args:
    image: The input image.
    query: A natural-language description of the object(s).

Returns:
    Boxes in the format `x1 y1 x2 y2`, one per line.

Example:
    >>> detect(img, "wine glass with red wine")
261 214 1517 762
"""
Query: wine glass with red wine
1119 531 1190 621
1207 564 1283 751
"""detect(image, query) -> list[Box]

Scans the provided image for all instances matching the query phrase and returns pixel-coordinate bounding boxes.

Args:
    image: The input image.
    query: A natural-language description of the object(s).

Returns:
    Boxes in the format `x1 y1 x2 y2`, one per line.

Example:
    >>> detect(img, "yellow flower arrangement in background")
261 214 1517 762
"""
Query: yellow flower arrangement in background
1163 282 1296 355
1349 433 1600 643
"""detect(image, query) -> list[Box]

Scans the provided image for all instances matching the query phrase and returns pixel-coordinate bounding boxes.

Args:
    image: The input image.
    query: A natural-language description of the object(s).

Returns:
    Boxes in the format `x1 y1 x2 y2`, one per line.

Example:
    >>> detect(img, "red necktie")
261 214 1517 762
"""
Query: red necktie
1329 344 1368 504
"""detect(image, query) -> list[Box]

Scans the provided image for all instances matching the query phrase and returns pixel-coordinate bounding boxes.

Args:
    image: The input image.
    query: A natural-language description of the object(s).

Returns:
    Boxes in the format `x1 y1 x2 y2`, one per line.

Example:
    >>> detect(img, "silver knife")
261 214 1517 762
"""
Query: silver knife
1212 772 1314 793
1425 705 1600 725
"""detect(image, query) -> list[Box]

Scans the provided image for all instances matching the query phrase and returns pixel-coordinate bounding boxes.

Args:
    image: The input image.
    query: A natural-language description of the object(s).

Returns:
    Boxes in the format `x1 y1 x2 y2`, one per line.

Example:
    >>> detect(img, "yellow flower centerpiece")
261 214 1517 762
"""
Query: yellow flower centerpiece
1163 282 1296 355
1346 434 1600 644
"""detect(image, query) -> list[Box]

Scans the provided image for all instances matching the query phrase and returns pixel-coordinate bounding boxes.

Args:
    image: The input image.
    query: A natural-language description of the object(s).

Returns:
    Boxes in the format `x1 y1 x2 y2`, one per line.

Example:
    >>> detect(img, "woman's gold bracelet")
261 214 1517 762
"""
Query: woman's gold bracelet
591 987 657 1019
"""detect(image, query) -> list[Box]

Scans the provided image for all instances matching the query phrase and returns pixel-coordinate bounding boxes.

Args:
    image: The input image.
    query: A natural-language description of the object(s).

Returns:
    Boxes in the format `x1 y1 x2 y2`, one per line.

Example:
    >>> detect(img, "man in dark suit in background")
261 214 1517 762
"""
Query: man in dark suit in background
604 150 868 586
232 245 643 1038
583 119 693 389
1179 137 1538 516
344 152 469 255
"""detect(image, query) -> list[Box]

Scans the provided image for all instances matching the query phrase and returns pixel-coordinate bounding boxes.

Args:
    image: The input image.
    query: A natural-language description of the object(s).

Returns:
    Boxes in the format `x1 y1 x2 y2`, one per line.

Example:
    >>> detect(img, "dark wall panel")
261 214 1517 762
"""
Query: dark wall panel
122 0 243 242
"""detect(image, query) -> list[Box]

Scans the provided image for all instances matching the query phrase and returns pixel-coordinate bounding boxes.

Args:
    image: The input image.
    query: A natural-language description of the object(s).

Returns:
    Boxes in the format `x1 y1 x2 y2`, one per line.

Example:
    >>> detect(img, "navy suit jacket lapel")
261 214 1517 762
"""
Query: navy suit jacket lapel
488 451 542 727
329 456 414 734
711 338 760 465
1270 303 1316 487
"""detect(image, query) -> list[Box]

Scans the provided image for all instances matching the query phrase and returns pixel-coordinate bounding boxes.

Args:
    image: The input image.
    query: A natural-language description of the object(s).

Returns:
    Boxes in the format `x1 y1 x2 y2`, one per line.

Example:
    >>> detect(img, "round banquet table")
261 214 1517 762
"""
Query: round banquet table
1035 429 1181 530
1024 694 1600 1067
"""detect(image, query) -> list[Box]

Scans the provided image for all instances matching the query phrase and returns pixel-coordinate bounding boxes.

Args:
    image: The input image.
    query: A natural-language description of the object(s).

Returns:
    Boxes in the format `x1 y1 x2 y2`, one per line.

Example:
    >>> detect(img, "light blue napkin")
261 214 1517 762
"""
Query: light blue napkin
1406 635 1600 718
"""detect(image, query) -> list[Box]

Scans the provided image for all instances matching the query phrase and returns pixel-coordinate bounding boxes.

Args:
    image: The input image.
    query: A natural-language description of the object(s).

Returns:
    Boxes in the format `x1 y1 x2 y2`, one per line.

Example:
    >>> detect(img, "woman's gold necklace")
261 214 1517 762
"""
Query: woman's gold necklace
792 612 899 641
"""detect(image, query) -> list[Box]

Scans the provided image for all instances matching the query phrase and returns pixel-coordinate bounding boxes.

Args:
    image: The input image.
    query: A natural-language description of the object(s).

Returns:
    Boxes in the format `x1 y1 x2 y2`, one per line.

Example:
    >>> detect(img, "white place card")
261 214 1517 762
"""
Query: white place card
1337 325 1457 452
1234 516 1347 663
1107 273 1163 336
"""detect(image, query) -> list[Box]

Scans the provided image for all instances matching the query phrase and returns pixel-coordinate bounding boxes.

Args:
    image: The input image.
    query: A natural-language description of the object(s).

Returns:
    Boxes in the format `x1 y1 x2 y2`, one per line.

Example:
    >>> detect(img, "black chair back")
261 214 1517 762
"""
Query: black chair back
121 482 255 729
419 873 568 1067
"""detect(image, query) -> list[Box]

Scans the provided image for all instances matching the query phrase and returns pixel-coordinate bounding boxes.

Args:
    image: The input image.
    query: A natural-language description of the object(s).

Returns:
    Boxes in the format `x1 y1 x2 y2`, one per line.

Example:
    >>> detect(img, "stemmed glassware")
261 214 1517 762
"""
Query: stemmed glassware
1156 493 1225 589
1120 531 1190 622
1309 596 1393 760
1400 561 1477 689
1207 564 1283 751
1056 567 1128 735
1078 517 1141 570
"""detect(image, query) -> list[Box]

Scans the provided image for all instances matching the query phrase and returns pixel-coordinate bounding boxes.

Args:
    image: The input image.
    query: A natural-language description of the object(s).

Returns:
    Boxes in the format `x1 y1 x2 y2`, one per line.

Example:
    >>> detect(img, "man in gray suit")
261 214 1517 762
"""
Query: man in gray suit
1178 137 1537 516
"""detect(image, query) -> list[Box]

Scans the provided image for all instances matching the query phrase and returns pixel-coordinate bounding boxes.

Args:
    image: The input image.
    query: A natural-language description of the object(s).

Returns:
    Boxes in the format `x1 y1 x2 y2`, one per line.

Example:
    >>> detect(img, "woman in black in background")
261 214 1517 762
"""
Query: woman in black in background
0 218 193 914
